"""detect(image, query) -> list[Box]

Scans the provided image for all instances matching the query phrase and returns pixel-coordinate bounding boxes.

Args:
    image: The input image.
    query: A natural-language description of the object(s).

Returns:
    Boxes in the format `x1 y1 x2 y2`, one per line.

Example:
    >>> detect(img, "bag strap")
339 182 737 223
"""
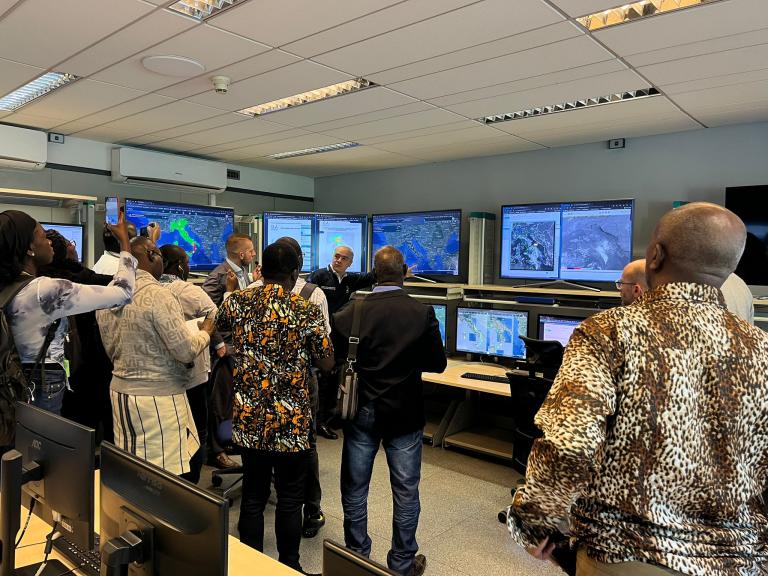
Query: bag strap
346 297 365 366
0 276 34 310
299 281 318 301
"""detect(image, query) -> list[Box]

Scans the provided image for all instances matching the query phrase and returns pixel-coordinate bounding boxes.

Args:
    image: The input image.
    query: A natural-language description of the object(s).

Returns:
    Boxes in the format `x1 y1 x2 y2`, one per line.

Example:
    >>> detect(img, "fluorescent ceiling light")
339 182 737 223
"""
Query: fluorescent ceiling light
237 78 378 117
576 0 722 31
268 142 360 160
168 0 245 20
477 87 660 125
0 72 78 112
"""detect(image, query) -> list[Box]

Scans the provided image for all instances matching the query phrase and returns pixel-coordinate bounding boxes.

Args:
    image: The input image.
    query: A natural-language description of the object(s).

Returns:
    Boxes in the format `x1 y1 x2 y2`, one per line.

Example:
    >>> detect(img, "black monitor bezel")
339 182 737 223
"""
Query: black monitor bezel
323 539 396 575
536 313 584 344
15 402 96 550
123 197 235 272
454 304 530 360
39 222 85 263
370 208 463 279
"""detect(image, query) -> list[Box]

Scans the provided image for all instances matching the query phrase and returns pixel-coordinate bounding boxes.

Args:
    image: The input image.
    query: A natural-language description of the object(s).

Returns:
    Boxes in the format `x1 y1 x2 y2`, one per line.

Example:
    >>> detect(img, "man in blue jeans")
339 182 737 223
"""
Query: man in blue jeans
332 246 446 576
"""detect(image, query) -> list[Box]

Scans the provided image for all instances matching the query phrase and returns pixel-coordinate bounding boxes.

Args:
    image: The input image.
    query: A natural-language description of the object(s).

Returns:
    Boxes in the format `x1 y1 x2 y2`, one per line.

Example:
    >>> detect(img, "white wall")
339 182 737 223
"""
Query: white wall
315 122 768 277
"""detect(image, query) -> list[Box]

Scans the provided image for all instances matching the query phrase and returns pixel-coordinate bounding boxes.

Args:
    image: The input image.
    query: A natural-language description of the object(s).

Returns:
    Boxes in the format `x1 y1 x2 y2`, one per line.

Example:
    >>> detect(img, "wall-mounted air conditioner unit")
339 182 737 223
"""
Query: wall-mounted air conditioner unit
0 125 47 171
111 147 227 192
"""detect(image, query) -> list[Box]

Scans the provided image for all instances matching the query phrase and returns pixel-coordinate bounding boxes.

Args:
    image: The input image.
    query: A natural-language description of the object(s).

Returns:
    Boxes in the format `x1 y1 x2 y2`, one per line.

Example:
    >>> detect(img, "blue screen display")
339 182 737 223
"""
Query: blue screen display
124 199 234 271
372 210 461 276
262 212 314 273
41 223 83 262
456 307 528 359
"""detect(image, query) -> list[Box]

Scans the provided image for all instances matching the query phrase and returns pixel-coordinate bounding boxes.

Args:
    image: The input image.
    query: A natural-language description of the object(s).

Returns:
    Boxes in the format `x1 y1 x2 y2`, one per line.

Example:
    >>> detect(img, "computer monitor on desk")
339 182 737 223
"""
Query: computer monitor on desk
100 442 228 576
323 540 396 575
0 402 96 576
455 307 528 361
430 303 447 347
537 314 582 347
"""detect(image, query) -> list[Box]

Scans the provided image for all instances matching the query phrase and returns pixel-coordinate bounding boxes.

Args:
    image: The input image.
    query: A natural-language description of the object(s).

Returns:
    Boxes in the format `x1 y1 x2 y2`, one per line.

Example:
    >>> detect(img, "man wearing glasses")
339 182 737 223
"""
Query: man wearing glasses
615 259 648 306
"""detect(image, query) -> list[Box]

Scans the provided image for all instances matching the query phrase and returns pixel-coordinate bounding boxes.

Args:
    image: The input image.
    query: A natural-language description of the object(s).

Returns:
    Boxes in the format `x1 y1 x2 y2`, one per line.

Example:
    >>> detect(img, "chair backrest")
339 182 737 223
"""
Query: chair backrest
507 372 555 474
210 356 235 446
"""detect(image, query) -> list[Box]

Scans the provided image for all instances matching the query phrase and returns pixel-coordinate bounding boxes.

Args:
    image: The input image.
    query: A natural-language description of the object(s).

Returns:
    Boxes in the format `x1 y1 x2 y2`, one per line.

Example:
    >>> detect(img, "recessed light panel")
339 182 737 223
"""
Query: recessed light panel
237 79 378 117
0 72 79 112
168 0 245 20
268 142 360 160
576 0 722 31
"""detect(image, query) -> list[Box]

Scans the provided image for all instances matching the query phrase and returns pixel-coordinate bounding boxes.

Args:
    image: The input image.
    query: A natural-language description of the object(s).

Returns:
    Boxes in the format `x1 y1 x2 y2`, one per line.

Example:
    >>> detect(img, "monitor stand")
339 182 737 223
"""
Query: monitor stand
511 279 601 292
0 451 69 576
409 275 438 284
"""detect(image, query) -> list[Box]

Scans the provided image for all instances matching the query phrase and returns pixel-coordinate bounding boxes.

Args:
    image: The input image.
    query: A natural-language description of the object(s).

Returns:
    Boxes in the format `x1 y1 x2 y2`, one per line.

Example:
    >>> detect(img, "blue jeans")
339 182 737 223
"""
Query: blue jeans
341 402 423 576
27 367 66 415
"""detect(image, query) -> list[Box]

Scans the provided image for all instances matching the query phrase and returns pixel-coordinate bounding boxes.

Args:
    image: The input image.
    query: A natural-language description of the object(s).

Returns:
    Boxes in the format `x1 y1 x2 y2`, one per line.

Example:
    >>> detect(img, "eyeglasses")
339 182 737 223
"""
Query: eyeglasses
615 280 635 290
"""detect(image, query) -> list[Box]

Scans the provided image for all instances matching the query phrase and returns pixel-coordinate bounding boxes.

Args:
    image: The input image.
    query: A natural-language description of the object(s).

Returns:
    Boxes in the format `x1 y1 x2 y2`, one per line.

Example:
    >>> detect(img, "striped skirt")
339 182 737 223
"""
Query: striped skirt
111 390 200 475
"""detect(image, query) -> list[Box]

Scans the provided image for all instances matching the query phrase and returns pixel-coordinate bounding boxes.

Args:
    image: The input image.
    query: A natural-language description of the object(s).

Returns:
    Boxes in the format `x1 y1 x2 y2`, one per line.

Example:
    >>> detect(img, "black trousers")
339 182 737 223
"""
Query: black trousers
239 448 310 571
180 383 208 484
317 369 339 426
304 372 321 517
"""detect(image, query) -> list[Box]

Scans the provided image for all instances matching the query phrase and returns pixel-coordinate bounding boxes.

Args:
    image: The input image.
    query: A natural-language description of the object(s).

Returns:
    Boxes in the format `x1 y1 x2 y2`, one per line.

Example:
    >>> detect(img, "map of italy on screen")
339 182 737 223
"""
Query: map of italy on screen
372 210 460 275
125 199 233 271
456 309 527 359
316 216 365 273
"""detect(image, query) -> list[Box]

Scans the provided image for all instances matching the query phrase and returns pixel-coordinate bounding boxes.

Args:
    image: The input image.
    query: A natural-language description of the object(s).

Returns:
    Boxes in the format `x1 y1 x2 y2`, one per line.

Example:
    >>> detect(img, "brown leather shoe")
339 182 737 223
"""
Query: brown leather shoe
210 452 239 469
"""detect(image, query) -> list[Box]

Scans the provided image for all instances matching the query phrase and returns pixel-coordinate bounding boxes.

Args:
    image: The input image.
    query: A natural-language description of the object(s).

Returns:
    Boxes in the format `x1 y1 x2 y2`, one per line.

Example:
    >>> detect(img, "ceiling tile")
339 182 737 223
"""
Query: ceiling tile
368 21 582 86
53 94 175 132
306 102 433 133
594 0 768 57
389 35 615 101
0 0 20 18
0 0 154 69
156 49 300 99
626 28 768 68
638 43 768 86
207 0 401 47
222 133 348 161
319 108 465 140
314 0 563 76
282 0 482 58
0 111 62 129
59 10 198 77
135 113 247 143
398 135 542 162
186 60 351 111
663 68 768 95
371 125 507 153
547 0 624 17
192 128 317 155
143 140 202 153
0 57 45 98
20 80 147 122
92 24 270 92
356 120 480 145
688 102 768 127
259 87 416 128
73 125 148 142
442 69 646 118
103 101 224 135
159 117 289 146
671 78 768 125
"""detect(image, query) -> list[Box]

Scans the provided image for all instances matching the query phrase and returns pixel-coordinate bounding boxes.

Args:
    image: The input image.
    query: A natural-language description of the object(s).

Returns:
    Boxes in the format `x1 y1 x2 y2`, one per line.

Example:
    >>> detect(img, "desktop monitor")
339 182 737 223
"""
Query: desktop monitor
371 209 461 277
725 185 768 286
124 198 234 272
455 307 528 359
323 540 396 575
537 314 582 347
315 213 368 273
430 303 447 347
499 203 561 280
40 222 84 262
100 442 228 576
559 199 634 283
262 211 314 273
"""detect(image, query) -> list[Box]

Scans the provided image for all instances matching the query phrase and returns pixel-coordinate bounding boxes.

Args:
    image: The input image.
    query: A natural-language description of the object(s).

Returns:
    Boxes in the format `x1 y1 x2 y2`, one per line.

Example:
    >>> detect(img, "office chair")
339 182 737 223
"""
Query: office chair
208 356 243 506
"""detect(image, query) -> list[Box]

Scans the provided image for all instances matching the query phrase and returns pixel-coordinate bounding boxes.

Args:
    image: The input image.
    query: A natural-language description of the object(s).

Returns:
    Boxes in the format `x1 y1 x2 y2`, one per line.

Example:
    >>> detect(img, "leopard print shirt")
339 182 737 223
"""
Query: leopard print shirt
508 282 768 575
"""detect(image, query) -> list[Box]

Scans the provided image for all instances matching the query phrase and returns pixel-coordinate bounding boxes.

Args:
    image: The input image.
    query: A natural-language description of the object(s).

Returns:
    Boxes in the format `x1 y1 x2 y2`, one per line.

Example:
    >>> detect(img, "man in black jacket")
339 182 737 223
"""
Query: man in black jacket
307 246 375 315
332 246 446 576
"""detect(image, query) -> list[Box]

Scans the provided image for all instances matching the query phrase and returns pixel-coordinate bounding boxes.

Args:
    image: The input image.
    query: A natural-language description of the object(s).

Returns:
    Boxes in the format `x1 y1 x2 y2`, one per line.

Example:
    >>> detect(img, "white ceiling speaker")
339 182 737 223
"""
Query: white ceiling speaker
141 55 205 77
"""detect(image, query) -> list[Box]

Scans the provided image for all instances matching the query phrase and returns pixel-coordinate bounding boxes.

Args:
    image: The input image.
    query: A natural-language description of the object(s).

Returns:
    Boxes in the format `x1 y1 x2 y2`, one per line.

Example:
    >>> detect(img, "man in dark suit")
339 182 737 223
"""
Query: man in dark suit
332 246 446 576
202 232 257 468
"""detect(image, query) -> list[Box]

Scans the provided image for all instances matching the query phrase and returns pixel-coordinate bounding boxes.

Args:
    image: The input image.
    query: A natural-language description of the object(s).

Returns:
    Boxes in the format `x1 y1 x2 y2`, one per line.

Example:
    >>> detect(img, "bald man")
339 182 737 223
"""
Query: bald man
508 203 768 575
616 259 648 305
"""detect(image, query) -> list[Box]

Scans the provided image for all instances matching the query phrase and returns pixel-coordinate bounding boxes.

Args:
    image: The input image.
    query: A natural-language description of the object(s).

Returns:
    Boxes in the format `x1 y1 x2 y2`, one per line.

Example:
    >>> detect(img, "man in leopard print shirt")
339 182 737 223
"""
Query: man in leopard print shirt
508 203 768 575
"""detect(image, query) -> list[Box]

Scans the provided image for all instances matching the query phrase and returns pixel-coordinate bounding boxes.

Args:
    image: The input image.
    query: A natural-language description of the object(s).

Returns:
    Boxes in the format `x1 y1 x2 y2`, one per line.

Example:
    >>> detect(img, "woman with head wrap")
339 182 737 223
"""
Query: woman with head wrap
0 210 137 415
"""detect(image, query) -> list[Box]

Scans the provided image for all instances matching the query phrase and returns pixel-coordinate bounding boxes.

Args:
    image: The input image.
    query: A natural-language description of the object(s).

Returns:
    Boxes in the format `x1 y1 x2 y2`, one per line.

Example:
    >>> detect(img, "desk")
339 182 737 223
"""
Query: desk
422 360 515 461
14 475 300 575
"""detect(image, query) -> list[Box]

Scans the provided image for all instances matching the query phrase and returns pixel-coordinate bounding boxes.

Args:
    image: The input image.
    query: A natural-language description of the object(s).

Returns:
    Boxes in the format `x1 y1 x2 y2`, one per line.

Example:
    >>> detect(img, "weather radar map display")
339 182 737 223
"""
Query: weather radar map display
500 204 560 279
372 210 461 276
125 199 234 271
316 214 367 273
456 308 528 359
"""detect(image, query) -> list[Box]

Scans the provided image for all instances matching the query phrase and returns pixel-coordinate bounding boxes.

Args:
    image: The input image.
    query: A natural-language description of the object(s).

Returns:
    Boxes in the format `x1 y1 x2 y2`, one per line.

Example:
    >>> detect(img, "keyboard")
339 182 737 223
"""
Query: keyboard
53 533 100 576
460 372 509 384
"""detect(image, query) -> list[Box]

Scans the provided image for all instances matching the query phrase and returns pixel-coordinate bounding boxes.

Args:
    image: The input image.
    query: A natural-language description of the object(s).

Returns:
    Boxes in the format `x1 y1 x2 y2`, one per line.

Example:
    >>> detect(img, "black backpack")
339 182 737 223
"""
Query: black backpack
0 277 58 446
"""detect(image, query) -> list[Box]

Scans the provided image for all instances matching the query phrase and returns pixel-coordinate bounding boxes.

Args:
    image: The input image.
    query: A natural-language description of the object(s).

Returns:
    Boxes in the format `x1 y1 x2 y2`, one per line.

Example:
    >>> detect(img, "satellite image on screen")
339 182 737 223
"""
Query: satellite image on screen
125 200 233 271
560 214 632 272
431 304 447 347
509 221 556 272
317 216 365 273
457 309 527 359
372 211 460 275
